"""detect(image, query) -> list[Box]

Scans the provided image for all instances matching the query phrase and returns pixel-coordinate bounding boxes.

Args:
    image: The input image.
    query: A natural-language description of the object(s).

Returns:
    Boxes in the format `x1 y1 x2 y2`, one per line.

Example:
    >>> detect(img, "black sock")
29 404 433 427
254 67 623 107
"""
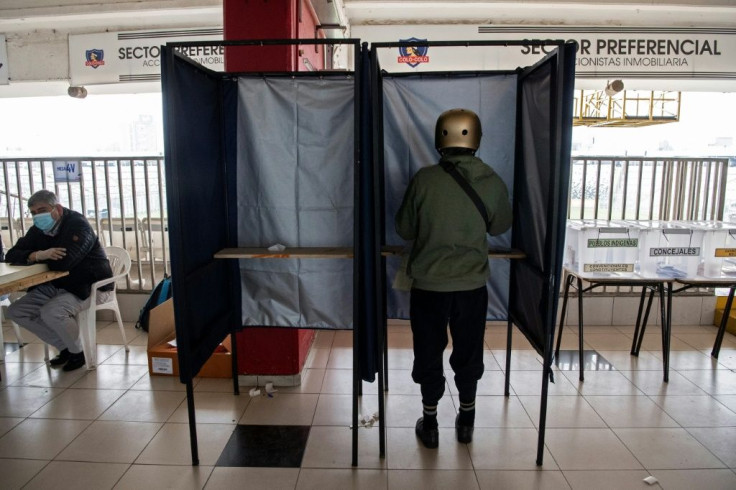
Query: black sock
458 400 475 426
422 403 438 429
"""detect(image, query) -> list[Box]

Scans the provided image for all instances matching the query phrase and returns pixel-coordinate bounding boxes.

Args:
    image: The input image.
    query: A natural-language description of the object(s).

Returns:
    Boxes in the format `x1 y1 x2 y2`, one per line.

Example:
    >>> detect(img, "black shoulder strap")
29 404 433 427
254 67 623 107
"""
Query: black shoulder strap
439 160 490 233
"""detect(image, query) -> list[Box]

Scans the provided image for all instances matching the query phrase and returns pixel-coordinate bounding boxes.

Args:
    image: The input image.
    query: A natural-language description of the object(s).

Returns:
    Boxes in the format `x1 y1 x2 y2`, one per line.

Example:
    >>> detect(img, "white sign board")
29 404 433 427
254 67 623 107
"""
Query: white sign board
69 28 224 85
151 356 174 374
0 34 8 85
353 25 736 91
53 160 82 183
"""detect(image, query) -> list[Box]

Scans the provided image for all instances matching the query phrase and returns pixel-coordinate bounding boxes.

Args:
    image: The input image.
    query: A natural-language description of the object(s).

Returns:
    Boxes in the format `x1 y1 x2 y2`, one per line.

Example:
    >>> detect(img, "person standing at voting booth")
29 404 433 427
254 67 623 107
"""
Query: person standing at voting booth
5 190 113 372
395 108 512 448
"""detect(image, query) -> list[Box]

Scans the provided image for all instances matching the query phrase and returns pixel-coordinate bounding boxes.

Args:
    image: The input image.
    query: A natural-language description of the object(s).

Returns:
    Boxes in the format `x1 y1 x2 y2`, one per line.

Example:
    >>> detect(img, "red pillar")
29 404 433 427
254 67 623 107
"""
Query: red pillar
224 0 325 375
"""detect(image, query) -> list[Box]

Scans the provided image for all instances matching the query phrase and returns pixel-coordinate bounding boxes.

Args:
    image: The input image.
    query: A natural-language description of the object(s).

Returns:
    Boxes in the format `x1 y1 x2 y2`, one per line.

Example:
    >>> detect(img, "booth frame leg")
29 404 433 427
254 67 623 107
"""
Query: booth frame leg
576 276 584 382
351 386 358 466
504 319 512 397
352 299 361 467
383 318 389 391
377 327 387 458
231 330 240 396
536 361 552 466
186 381 199 466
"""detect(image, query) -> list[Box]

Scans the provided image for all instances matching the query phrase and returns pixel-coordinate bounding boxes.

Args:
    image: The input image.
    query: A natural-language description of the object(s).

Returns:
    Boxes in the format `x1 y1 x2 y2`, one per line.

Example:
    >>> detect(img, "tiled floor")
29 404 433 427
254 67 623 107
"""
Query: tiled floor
0 318 735 489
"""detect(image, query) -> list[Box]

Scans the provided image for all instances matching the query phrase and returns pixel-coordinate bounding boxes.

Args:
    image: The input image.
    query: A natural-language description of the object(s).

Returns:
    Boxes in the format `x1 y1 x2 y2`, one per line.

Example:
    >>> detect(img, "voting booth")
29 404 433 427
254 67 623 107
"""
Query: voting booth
162 38 575 467
161 39 366 465
369 40 576 465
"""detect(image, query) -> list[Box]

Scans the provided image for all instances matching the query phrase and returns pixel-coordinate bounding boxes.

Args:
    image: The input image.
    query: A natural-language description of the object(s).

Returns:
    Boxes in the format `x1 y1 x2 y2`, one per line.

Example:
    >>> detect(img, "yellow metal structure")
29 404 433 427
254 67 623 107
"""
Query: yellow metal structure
573 90 681 127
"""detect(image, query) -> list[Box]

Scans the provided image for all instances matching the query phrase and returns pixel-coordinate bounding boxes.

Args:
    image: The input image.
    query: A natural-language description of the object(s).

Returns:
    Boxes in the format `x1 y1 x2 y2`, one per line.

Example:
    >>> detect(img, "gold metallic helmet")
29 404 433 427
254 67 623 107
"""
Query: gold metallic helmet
434 108 482 152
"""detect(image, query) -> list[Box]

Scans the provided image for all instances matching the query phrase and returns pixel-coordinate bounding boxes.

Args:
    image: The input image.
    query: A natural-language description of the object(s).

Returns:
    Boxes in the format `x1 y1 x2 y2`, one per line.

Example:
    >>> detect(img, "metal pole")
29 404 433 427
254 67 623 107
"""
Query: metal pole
576 276 584 382
504 319 512 397
555 273 573 359
536 362 551 466
712 286 735 358
186 381 199 465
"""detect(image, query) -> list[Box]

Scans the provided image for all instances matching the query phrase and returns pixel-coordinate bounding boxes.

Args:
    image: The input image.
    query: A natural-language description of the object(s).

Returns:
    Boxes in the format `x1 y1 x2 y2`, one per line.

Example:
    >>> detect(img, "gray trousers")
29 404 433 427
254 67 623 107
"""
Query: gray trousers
7 283 86 354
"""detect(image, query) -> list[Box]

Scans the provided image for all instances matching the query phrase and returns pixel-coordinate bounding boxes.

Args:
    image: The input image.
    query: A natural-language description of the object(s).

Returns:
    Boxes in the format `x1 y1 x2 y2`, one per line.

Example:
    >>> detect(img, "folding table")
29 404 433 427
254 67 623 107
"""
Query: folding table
554 269 674 381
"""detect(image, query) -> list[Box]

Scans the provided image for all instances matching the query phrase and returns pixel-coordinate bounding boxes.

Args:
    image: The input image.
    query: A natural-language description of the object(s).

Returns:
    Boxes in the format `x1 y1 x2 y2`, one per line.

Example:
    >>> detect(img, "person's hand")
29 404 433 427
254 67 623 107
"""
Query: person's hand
35 248 66 261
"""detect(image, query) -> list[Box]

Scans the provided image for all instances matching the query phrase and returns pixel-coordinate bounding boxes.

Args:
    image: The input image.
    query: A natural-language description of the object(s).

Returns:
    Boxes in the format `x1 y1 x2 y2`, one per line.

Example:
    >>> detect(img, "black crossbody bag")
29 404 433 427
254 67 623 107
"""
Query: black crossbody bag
439 160 490 233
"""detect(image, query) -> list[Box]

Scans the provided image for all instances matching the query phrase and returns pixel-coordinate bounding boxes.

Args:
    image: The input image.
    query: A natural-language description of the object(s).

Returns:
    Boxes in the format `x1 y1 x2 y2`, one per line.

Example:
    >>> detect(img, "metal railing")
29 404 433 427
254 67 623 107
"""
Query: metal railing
0 156 730 293
567 156 731 297
0 157 168 291
568 156 730 221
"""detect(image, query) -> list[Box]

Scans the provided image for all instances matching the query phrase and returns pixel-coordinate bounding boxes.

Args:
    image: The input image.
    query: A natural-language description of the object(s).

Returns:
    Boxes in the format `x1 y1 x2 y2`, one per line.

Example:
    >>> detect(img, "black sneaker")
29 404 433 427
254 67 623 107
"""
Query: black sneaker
62 352 86 372
415 417 439 449
49 349 70 367
455 414 474 444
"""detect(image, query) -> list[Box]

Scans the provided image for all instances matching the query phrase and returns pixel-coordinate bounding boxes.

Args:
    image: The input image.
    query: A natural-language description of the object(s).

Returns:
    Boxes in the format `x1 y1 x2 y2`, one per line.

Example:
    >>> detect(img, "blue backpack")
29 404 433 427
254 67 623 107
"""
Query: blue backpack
135 275 172 332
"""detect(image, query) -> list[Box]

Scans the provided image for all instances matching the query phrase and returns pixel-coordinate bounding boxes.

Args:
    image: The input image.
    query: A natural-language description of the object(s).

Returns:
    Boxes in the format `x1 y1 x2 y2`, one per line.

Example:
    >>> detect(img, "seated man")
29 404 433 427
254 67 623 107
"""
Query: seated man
5 190 113 371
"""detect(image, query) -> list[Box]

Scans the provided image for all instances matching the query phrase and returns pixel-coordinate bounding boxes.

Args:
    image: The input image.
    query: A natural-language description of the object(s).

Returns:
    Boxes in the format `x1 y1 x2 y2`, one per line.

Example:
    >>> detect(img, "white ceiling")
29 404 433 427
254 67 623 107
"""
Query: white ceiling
0 0 734 33
0 0 734 96
342 0 736 27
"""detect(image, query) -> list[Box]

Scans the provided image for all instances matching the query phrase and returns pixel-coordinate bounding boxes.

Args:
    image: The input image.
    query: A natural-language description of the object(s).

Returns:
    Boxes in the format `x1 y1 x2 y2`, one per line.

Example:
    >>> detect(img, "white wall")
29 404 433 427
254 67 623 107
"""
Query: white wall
0 0 221 96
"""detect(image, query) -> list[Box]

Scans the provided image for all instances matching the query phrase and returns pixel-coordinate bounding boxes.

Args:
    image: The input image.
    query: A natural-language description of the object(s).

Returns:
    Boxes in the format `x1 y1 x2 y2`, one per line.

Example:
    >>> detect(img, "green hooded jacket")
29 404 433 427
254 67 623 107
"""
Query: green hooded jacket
395 154 512 292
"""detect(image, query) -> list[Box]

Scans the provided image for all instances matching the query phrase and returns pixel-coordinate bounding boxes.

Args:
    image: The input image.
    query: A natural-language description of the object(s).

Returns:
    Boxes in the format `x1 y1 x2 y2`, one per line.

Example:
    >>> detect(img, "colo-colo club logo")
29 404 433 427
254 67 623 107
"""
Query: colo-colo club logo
85 49 105 69
398 38 429 68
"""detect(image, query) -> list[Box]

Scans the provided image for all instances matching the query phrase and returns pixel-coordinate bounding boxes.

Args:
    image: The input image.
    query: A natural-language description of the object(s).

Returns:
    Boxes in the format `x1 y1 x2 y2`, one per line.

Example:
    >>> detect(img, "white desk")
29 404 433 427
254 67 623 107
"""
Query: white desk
663 276 735 359
555 269 674 382
0 263 69 363
0 263 69 296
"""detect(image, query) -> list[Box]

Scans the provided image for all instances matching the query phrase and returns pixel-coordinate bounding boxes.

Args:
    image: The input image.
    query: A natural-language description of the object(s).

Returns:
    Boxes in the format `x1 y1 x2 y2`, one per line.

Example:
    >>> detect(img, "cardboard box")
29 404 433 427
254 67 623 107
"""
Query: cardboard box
147 298 233 378
715 296 736 336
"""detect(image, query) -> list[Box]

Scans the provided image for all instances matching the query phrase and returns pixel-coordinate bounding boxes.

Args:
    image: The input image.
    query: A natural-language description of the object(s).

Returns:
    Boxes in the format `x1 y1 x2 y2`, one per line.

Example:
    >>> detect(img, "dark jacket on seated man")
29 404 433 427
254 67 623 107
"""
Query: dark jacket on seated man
6 208 113 300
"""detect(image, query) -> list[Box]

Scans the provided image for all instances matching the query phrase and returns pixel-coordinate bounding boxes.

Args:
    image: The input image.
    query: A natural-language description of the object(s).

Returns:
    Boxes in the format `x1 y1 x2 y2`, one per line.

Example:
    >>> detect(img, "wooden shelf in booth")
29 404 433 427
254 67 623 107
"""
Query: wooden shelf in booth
215 247 354 259
380 246 527 259
215 246 527 260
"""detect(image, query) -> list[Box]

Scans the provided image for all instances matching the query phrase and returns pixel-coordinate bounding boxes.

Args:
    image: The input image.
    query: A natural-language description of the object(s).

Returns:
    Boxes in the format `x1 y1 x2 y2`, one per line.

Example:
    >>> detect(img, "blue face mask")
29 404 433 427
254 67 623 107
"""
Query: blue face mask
33 212 56 232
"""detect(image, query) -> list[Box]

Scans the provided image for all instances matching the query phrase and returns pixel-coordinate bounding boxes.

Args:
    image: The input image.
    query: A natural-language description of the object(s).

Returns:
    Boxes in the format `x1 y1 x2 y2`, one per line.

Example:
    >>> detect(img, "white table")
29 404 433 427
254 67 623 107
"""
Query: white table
0 263 70 295
555 269 674 381
634 275 736 359
0 263 69 362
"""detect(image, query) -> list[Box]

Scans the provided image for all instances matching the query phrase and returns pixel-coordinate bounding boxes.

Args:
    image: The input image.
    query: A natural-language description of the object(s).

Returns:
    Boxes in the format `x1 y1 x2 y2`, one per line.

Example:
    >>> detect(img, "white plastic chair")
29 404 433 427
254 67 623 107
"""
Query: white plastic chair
100 218 144 263
77 246 132 369
40 246 132 368
0 294 27 363
141 217 169 263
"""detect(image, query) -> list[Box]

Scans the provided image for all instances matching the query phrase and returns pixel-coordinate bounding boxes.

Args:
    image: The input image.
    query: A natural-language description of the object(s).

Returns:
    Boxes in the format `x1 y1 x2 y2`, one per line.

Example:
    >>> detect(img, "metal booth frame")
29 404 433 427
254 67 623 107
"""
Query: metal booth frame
368 39 576 466
161 38 372 466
